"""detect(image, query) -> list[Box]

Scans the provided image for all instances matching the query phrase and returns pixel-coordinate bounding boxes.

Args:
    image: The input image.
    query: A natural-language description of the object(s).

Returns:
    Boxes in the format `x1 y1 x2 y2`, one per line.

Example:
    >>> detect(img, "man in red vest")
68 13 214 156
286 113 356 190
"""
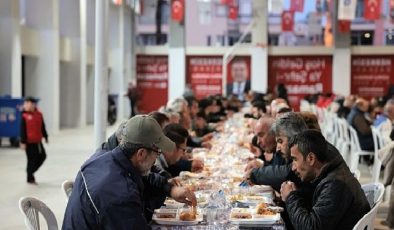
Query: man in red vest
20 97 48 184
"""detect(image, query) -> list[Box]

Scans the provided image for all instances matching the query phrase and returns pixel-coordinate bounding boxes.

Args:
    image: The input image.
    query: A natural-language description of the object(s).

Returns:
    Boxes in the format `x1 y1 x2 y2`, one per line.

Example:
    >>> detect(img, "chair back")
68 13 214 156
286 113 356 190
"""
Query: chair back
62 180 74 200
18 196 58 230
361 182 385 208
371 127 385 182
352 200 382 230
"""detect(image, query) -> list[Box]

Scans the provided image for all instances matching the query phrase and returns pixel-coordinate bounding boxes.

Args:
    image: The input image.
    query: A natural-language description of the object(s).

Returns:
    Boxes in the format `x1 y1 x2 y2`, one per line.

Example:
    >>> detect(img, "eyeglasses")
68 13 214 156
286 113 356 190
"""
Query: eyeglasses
177 146 187 153
144 147 162 156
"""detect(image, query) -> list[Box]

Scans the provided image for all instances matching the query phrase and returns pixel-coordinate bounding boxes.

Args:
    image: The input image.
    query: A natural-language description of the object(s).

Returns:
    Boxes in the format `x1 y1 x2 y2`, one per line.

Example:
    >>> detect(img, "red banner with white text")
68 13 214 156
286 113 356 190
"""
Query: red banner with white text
268 56 332 110
351 56 394 98
186 56 223 99
136 55 168 113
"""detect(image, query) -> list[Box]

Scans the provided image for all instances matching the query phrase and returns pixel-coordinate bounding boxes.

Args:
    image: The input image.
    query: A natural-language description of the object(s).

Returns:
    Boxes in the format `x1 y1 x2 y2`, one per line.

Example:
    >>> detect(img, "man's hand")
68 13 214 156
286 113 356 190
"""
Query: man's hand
244 159 264 172
20 143 26 150
191 158 204 172
280 181 296 202
168 178 181 187
202 133 214 142
201 142 212 149
170 186 197 207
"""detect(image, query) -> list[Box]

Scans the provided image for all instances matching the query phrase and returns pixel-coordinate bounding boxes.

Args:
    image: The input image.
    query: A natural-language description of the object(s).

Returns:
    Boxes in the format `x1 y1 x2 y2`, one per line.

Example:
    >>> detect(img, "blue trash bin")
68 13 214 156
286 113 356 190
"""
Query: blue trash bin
0 96 24 147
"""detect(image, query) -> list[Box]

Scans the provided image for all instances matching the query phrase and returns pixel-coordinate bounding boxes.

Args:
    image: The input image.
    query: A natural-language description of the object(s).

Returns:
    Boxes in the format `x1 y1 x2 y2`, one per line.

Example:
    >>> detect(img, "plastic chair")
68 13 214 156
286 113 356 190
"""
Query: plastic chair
18 196 58 230
62 180 74 200
336 118 351 164
347 125 375 172
371 127 387 183
353 169 361 181
361 182 385 208
352 200 382 230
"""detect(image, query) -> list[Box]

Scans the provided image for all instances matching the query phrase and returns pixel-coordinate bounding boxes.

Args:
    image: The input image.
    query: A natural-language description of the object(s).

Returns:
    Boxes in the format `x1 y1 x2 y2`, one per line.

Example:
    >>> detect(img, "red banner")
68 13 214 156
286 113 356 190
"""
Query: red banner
364 0 381 20
338 20 351 33
282 11 295 32
226 56 251 99
390 0 394 22
136 55 168 113
290 0 304 12
268 56 333 110
351 56 394 98
228 5 238 20
186 56 223 99
171 0 184 22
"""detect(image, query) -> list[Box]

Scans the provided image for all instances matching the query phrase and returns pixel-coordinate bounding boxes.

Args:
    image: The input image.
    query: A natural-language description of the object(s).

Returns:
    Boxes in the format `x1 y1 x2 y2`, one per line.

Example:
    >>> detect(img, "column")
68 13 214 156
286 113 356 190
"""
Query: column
0 0 21 97
80 0 87 127
24 0 60 134
251 0 268 93
94 0 109 147
168 1 186 101
332 0 351 96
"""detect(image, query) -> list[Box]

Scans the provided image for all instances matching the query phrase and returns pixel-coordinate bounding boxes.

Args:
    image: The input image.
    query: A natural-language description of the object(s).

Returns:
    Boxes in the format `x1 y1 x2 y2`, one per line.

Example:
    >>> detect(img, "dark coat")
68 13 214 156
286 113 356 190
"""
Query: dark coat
285 151 370 230
347 107 374 151
62 147 171 230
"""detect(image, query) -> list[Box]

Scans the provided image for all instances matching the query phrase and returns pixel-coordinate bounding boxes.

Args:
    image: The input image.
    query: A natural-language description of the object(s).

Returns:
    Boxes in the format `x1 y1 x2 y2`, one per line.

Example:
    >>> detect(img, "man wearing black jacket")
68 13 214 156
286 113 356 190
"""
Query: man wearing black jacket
280 130 370 230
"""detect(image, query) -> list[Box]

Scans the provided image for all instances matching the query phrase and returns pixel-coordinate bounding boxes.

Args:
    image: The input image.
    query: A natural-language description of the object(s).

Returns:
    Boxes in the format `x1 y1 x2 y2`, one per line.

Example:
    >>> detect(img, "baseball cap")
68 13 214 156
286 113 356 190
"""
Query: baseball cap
123 115 175 152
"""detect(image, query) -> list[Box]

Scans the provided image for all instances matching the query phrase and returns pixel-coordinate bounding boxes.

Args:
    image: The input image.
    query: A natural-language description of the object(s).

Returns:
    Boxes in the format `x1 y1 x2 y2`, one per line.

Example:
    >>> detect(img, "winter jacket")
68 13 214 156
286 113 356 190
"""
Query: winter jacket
62 147 171 230
285 151 370 230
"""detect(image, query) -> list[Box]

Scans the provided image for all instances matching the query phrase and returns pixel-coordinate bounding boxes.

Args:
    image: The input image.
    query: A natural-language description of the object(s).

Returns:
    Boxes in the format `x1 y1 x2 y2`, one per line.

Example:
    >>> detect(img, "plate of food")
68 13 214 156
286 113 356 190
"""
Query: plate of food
152 207 203 225
229 205 280 226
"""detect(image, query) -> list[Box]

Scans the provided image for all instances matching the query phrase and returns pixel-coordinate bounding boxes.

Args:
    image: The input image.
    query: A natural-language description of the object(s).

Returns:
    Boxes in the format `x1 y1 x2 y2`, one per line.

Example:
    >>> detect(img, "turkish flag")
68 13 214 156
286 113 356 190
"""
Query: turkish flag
364 0 381 20
390 0 394 22
228 5 238 20
221 0 234 5
338 20 351 33
290 0 304 12
171 0 184 22
282 11 294 32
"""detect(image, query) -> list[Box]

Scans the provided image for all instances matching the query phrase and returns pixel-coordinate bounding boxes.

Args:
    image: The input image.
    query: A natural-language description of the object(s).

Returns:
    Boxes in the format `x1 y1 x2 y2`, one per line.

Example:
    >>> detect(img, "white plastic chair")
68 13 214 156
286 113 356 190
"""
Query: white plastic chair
62 180 74 200
336 118 351 164
352 200 382 230
348 125 375 172
18 196 58 230
353 169 361 181
361 182 385 208
371 127 387 183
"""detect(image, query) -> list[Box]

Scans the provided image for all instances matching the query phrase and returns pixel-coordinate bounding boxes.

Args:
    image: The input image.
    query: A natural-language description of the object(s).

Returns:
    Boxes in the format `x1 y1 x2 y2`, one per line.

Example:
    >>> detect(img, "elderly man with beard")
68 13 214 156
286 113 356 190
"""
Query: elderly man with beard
280 130 370 230
62 115 196 230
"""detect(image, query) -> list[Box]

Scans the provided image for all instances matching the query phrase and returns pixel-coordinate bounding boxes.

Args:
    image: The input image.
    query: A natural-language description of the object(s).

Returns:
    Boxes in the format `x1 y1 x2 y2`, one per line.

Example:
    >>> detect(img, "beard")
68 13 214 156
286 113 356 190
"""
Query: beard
139 158 153 176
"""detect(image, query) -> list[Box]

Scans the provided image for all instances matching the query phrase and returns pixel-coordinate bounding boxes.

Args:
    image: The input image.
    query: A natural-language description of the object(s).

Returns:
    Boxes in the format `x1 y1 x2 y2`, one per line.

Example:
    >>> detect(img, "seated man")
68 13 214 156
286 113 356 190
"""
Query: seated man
62 115 196 229
280 130 370 230
152 123 189 179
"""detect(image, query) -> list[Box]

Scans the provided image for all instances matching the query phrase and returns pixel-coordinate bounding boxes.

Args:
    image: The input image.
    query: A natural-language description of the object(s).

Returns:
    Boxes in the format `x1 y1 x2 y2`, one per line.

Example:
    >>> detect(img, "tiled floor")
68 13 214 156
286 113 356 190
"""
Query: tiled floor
0 123 392 229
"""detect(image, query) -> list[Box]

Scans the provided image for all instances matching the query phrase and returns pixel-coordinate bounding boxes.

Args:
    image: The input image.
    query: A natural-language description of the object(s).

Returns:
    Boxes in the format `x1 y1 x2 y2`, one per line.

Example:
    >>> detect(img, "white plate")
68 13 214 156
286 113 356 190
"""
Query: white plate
230 213 280 225
152 214 203 226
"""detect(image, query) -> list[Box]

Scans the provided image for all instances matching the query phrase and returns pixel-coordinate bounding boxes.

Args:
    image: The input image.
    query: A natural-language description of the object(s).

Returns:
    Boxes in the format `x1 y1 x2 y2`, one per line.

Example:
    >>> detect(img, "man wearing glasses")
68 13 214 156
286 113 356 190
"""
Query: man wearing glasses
63 115 197 229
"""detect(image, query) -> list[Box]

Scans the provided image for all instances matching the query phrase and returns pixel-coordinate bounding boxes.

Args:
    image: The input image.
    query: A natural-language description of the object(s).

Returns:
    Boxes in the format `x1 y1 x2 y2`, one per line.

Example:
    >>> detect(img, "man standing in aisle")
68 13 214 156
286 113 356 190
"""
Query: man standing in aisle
20 97 48 184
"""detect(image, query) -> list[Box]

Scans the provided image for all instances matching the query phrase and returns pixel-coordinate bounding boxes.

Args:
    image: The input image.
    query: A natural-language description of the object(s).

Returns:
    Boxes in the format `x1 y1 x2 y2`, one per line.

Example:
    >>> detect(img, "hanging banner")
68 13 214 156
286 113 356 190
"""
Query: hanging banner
186 56 223 99
338 20 351 33
390 0 394 22
228 5 238 20
338 0 357 20
171 0 184 22
269 0 284 14
268 56 332 110
290 0 304 12
351 56 394 98
364 0 381 20
282 11 295 32
226 56 251 100
136 55 168 113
